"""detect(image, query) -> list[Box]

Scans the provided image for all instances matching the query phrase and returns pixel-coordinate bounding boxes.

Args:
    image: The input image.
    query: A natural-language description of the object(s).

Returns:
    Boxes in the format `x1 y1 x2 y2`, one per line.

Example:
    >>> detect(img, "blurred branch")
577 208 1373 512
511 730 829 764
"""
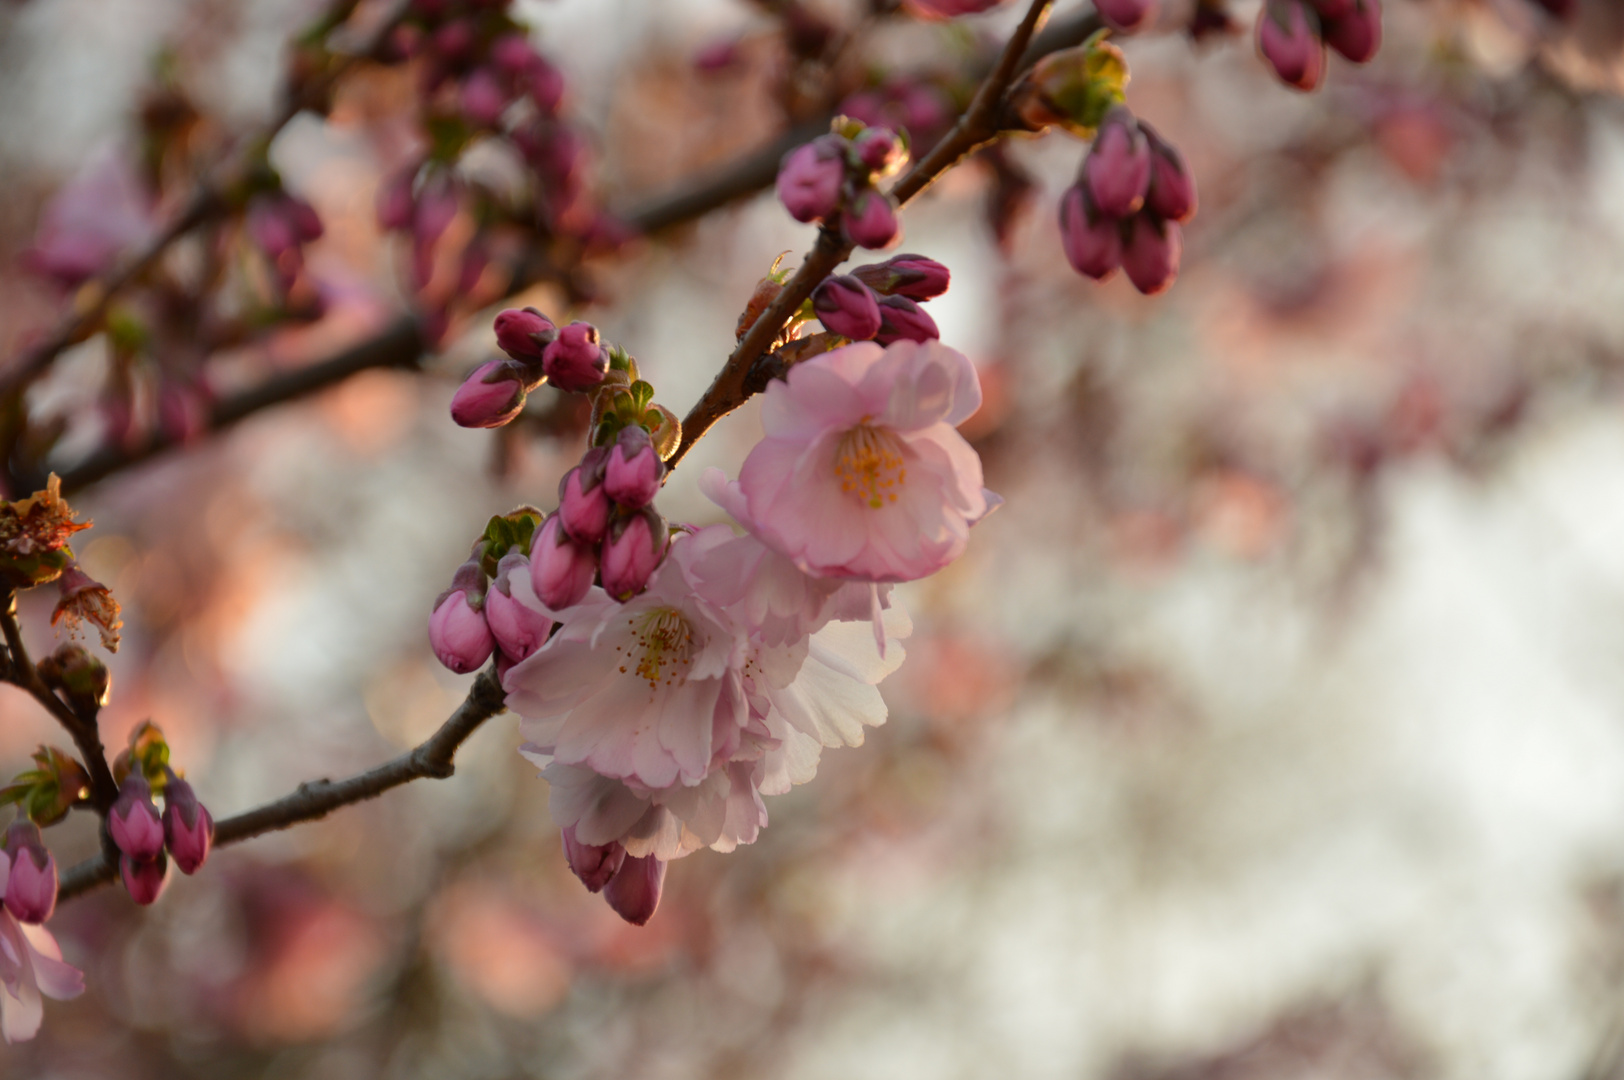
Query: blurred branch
56 667 508 902
667 0 1063 467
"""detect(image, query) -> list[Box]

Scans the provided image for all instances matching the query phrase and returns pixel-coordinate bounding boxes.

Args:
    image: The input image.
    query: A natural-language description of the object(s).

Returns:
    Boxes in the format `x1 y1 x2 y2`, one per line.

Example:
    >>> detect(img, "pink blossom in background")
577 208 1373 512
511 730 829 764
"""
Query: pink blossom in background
736 340 997 582
903 0 1007 18
0 857 84 1043
24 145 156 288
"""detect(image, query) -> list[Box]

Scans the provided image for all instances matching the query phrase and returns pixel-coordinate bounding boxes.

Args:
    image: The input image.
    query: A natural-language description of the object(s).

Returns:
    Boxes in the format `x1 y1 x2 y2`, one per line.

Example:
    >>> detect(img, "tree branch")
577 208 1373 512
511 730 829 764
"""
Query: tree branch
56 667 508 902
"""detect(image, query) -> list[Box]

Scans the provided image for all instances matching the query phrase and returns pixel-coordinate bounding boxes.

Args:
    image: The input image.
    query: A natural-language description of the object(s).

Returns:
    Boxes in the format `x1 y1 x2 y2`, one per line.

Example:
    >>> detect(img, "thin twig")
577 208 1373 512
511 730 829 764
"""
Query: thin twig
56 667 507 902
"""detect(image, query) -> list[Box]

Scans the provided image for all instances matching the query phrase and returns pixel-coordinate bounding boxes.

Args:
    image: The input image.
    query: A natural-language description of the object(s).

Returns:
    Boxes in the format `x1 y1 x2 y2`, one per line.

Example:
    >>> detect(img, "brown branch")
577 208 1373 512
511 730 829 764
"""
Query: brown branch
666 0 1059 467
56 667 507 902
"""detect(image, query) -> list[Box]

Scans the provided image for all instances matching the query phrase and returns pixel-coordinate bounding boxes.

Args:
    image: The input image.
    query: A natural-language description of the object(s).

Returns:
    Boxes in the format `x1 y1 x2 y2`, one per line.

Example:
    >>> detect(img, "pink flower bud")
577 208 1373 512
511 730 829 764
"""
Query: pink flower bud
430 565 495 674
542 322 609 393
1122 213 1183 296
460 68 508 127
494 306 557 363
562 826 625 893
110 776 165 860
450 359 527 429
558 447 611 545
850 254 950 300
4 822 57 924
161 777 214 875
529 58 565 115
844 187 901 250
852 126 907 177
485 552 555 662
1058 185 1123 280
377 169 416 231
776 135 849 224
600 509 667 602
530 514 598 610
1096 0 1157 31
1142 122 1198 224
604 425 664 509
1085 111 1153 219
431 19 476 63
813 274 883 340
491 34 537 77
120 852 167 906
1323 0 1380 63
603 854 666 926
874 294 940 345
1257 0 1326 92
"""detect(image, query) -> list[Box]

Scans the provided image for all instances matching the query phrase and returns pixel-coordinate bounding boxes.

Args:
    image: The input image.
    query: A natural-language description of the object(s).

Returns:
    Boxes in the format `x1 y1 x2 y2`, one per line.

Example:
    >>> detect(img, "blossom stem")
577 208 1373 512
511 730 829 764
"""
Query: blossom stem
54 667 508 903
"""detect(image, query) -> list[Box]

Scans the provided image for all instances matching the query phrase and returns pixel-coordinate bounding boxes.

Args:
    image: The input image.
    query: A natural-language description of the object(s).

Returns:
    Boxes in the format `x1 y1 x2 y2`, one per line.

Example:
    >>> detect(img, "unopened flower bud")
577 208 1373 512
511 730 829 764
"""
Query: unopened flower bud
450 359 527 429
110 775 165 860
558 447 612 545
37 642 111 706
491 33 538 76
1096 0 1157 31
1085 110 1152 219
1059 185 1123 280
485 551 555 663
852 126 907 178
529 58 566 115
812 275 883 340
850 254 950 300
844 187 900 250
1122 213 1183 295
494 306 556 363
874 295 940 345
4 822 57 924
776 135 849 224
1142 122 1197 224
1323 0 1381 64
460 68 508 127
120 852 167 906
1257 0 1326 92
530 514 598 610
562 825 625 893
161 776 213 875
430 559 495 674
605 425 664 509
542 322 609 393
600 509 667 602
603 854 666 926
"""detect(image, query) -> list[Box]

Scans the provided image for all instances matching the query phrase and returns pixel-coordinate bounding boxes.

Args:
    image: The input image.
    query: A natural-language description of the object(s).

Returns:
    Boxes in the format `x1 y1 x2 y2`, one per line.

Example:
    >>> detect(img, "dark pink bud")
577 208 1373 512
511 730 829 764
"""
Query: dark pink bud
431 19 476 63
486 556 555 663
528 58 565 115
1309 0 1354 18
450 359 527 429
850 253 950 300
1096 0 1157 31
110 775 165 860
776 135 848 224
491 33 538 77
542 322 609 393
1085 111 1153 219
600 509 667 602
844 188 900 250
430 558 494 673
1323 0 1381 63
3 822 57 924
604 426 663 509
1141 122 1198 224
494 306 557 363
161 777 214 875
558 447 611 545
873 294 939 345
1122 214 1183 296
562 826 625 893
119 852 167 906
1058 185 1123 281
377 169 417 231
530 514 598 611
603 854 666 926
812 275 882 340
852 126 907 177
460 68 508 127
1257 0 1326 92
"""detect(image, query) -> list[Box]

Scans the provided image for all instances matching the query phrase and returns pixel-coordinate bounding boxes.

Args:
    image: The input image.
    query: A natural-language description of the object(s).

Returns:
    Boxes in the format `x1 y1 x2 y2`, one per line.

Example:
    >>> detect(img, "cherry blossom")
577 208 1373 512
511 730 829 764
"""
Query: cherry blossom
0 858 84 1043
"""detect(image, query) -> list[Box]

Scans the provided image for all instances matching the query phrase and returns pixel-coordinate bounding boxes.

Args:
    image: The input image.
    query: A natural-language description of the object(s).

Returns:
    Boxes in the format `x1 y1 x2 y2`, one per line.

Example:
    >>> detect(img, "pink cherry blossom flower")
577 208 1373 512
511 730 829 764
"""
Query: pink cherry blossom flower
736 340 997 582
0 855 83 1043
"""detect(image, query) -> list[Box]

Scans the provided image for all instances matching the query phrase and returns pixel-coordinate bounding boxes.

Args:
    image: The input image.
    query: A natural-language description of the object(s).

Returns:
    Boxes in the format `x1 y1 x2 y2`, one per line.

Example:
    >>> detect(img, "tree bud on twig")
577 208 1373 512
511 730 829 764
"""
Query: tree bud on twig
530 514 598 611
119 852 167 906
3 822 58 924
600 508 666 602
562 826 625 893
450 359 528 429
813 275 883 340
874 295 940 345
161 775 214 875
110 776 165 861
603 854 666 926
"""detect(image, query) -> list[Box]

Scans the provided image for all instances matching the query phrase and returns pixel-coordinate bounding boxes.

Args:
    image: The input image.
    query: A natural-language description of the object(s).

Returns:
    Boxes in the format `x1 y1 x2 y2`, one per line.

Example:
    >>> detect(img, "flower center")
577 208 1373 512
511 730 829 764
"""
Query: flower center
834 422 907 509
626 607 695 690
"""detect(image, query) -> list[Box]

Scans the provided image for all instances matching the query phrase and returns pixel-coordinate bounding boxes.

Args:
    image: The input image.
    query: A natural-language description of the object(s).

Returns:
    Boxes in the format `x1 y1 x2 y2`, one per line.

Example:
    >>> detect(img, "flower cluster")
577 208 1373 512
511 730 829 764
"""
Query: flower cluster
108 723 215 906
811 253 950 346
1058 106 1196 296
776 121 908 250
1256 0 1382 92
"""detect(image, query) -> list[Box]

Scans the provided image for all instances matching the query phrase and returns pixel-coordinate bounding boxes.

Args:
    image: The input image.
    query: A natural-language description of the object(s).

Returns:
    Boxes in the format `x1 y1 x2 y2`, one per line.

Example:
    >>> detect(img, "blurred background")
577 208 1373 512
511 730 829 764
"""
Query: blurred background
4 0 1624 1076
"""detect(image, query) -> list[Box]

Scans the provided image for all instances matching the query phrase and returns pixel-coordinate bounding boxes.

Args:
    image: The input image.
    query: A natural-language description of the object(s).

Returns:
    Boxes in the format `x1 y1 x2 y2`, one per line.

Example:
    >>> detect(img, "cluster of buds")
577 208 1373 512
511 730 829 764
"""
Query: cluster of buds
775 119 909 250
244 188 324 293
109 723 214 905
1256 0 1382 91
430 510 554 675
811 253 951 345
838 79 953 156
451 306 611 428
393 0 563 121
1059 107 1196 296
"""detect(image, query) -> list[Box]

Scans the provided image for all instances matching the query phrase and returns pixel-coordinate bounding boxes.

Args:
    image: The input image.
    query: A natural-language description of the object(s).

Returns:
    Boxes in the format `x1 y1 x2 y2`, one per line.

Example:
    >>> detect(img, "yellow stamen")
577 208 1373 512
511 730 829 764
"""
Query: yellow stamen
834 422 908 509
630 608 694 690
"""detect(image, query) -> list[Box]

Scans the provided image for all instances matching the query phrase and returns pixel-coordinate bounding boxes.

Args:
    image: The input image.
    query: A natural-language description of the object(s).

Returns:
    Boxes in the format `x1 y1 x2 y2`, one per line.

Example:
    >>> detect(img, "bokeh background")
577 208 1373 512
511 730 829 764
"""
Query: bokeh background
4 0 1624 1076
